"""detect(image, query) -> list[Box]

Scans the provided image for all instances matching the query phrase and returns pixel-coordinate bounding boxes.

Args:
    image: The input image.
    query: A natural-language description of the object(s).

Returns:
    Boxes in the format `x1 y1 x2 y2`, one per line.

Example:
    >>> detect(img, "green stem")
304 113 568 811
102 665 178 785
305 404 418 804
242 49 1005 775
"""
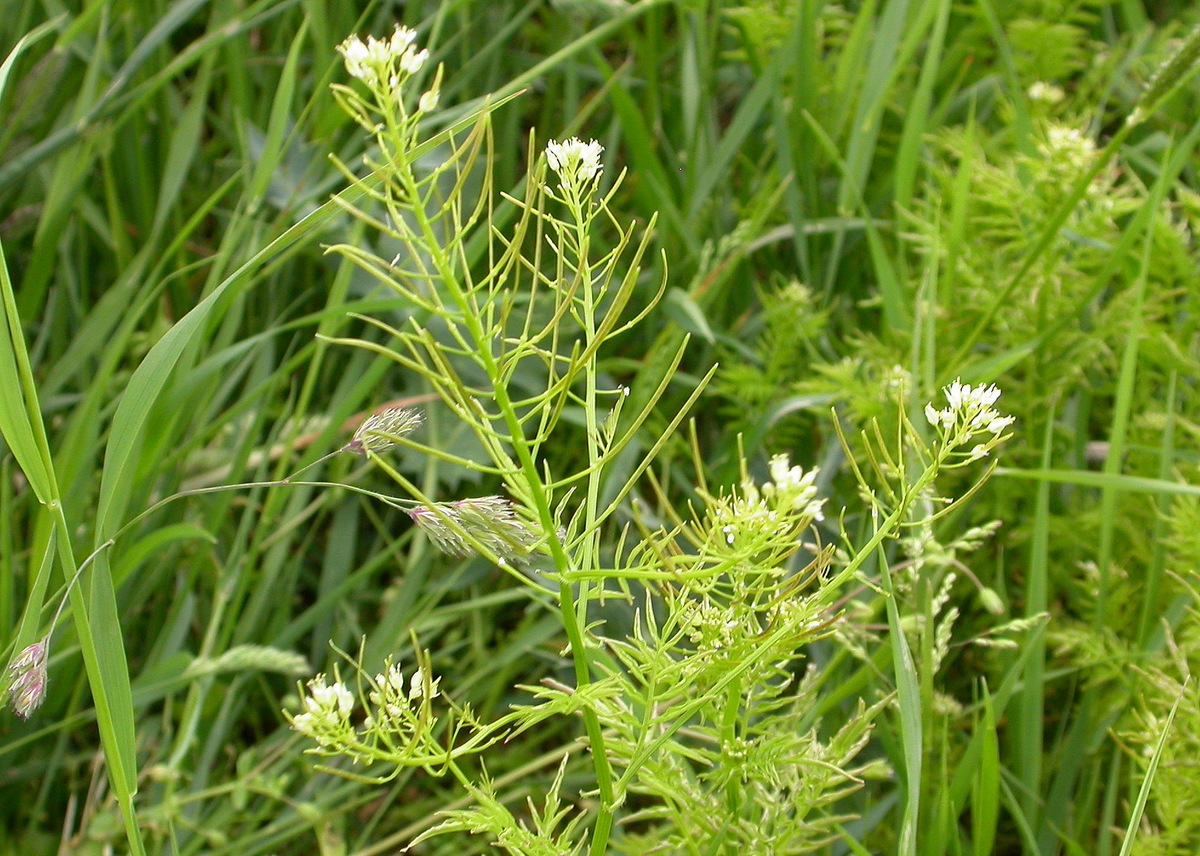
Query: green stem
719 678 743 826
570 188 621 855
916 566 937 836
823 464 939 596
390 131 617 851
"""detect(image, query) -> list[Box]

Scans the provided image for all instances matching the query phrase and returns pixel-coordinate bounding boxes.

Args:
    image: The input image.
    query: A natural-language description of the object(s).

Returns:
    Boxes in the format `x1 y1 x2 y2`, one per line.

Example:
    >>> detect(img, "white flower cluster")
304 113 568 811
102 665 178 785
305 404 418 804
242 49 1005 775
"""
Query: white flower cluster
289 656 450 761
1040 124 1096 170
924 379 1015 460
760 454 825 521
709 453 824 554
713 494 776 548
338 26 428 86
366 660 441 729
1027 81 1065 105
291 674 355 747
546 137 604 192
333 24 441 117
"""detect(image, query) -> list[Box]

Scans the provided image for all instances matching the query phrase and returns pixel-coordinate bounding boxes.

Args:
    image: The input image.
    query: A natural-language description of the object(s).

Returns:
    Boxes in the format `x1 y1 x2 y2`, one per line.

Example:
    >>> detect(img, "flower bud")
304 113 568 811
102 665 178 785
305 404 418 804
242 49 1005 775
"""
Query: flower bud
418 89 440 113
978 587 1006 615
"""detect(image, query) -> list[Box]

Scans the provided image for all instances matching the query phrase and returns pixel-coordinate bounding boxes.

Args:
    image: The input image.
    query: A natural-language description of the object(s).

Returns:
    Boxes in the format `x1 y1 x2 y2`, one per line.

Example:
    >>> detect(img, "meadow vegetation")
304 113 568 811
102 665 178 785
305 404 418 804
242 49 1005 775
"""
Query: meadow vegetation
2 1 1200 854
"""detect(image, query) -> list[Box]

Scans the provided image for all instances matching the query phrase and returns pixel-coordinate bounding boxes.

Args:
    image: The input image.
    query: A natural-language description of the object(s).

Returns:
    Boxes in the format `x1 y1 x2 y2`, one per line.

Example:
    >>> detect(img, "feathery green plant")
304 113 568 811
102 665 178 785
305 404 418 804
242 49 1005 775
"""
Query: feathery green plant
275 28 1020 854
4 4 1199 854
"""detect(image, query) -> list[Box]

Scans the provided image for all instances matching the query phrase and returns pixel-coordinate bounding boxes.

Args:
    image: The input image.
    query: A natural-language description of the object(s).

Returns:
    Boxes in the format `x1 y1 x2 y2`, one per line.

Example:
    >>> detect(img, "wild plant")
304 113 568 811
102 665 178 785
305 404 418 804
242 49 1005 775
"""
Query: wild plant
3 10 1200 856
274 28 1017 855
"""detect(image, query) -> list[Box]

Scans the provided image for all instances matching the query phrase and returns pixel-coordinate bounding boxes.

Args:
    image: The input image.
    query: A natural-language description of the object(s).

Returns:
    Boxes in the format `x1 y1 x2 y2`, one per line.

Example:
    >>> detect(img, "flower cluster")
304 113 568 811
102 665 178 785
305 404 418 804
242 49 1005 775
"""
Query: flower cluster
1040 124 1096 170
1027 81 1065 105
409 497 545 567
924 379 1015 461
546 137 604 194
338 26 429 90
345 406 424 456
679 597 747 656
336 26 439 119
5 637 49 719
759 454 826 520
290 673 356 750
365 658 441 733
286 651 491 776
708 454 825 559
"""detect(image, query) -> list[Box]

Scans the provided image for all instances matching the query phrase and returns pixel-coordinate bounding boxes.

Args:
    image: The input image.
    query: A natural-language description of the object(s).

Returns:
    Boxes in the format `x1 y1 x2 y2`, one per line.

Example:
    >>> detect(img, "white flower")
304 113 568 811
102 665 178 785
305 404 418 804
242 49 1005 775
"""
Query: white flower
400 47 429 74
411 666 441 700
377 664 405 695
987 415 1015 434
546 137 604 185
768 454 806 491
389 26 417 52
290 711 318 737
338 38 372 81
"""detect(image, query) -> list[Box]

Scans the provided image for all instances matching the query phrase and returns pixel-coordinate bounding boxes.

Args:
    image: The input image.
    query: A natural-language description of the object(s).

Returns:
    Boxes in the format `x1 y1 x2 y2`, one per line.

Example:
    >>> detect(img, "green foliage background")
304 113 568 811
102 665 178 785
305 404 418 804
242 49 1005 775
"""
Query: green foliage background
1 0 1199 854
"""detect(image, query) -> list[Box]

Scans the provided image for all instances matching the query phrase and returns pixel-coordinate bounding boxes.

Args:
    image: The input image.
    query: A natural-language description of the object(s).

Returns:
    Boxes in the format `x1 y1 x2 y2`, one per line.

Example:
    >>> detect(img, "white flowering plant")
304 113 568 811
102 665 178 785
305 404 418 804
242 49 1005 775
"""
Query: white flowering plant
276 27 1017 856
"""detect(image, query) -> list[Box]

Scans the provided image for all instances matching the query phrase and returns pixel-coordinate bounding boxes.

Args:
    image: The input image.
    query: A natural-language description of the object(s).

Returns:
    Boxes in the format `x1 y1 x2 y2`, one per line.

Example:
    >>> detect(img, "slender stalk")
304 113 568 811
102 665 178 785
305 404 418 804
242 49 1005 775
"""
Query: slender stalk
390 132 617 851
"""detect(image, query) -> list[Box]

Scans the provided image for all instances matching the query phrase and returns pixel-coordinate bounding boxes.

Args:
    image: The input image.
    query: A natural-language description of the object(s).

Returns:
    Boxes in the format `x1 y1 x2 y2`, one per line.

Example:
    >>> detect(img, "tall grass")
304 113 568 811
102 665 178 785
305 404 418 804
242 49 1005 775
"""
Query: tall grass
1 1 1199 854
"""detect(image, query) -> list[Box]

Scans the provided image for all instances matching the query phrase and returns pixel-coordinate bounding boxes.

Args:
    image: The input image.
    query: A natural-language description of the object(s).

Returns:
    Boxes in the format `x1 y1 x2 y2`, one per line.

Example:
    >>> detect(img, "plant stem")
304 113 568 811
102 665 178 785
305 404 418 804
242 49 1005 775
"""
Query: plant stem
392 137 617 852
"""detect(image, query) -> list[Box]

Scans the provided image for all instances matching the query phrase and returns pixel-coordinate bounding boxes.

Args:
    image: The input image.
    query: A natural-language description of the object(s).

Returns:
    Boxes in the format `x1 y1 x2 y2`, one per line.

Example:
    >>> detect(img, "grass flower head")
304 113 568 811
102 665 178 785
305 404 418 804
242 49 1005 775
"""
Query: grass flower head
345 406 424 456
408 497 544 567
5 637 49 719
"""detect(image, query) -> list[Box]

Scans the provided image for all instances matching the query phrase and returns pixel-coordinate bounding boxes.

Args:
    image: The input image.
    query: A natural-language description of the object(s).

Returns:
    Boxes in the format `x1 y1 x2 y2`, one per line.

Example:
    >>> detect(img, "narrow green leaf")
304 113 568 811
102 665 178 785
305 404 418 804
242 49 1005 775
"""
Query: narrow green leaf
0 22 62 505
0 239 54 506
94 194 342 542
1116 683 1186 856
972 686 1000 856
880 546 921 856
151 57 214 237
246 20 310 208
997 468 1200 498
